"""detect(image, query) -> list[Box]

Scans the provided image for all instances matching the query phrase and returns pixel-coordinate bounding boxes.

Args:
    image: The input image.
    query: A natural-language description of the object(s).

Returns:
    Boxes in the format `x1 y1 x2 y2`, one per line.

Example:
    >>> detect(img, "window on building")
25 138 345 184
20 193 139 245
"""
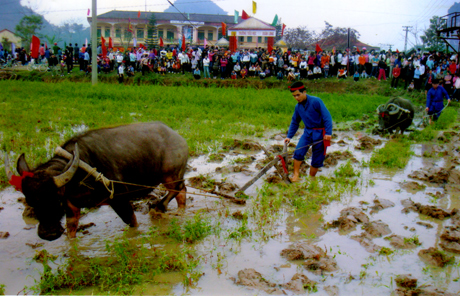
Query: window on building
198 30 205 41
207 32 213 41
238 36 244 42
105 28 110 37
264 37 268 43
218 31 222 39
166 29 174 41
137 29 144 39
258 37 262 43
115 28 121 38
247 36 253 42
97 28 101 38
158 30 164 38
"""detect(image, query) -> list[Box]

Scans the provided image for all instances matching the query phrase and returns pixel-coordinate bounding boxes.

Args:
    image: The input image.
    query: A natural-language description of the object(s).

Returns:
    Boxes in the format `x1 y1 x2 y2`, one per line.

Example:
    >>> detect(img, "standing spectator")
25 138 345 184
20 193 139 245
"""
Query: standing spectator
413 66 421 90
203 55 210 79
378 58 387 81
73 43 80 64
425 68 435 95
371 54 379 78
220 55 228 79
391 64 401 89
83 50 90 71
118 62 124 83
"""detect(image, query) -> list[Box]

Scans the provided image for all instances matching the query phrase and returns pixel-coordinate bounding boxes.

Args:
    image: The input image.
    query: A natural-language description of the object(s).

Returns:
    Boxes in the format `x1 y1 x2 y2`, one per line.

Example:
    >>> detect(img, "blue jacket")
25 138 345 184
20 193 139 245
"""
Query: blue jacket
287 95 333 139
426 86 450 112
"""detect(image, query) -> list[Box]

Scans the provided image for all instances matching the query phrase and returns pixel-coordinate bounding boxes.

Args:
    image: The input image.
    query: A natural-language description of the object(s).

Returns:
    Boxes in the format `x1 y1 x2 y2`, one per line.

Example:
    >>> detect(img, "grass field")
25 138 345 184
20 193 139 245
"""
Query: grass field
0 78 395 173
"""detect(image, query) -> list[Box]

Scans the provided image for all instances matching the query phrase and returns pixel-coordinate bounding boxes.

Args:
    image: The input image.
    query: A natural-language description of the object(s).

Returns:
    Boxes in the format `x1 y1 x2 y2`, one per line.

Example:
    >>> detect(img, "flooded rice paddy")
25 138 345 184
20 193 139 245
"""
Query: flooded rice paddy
1 130 460 295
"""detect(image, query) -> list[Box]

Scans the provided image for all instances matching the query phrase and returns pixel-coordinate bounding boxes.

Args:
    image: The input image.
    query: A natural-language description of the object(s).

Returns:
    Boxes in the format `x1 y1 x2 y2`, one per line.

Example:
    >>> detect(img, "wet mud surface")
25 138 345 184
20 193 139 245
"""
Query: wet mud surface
1 130 460 295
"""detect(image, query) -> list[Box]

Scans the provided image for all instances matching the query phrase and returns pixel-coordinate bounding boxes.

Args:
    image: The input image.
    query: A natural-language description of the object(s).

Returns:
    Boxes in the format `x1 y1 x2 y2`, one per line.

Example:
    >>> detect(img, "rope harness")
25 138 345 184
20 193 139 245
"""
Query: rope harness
59 139 325 200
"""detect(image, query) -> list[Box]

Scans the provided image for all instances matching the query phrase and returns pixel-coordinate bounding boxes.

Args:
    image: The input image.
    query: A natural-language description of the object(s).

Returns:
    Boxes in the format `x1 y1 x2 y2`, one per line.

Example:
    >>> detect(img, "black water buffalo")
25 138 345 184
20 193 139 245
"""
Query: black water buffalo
377 97 415 134
4 122 188 241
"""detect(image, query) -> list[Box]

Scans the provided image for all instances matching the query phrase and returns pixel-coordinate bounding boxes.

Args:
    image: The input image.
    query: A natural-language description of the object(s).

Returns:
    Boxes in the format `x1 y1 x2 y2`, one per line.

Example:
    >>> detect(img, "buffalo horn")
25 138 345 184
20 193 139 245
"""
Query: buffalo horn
376 104 384 114
4 152 13 180
53 144 80 188
387 103 401 115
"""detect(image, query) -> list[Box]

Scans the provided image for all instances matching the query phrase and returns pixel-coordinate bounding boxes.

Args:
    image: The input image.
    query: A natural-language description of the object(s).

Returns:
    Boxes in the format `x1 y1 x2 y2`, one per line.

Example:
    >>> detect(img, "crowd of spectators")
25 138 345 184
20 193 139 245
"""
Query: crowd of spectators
1 42 459 100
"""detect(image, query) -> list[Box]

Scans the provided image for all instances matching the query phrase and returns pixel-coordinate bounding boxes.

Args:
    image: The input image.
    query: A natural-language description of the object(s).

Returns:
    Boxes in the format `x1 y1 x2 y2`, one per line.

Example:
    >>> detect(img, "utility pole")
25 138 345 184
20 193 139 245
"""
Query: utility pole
91 0 97 85
402 26 412 53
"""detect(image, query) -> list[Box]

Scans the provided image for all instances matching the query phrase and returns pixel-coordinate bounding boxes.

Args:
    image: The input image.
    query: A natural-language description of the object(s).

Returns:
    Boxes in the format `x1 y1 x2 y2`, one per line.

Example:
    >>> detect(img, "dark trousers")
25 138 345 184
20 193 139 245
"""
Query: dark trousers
391 76 399 88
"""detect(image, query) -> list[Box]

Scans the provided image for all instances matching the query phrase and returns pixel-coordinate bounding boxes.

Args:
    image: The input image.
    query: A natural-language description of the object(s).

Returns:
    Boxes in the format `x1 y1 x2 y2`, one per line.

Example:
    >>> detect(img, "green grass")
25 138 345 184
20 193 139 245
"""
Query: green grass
164 212 216 243
27 234 202 295
369 138 414 169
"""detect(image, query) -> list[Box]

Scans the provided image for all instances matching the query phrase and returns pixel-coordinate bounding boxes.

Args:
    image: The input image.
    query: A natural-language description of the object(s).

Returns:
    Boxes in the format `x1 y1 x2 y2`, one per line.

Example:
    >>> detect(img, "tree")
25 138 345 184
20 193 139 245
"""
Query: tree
1 37 12 52
283 26 315 49
146 13 158 49
420 16 444 52
15 15 44 49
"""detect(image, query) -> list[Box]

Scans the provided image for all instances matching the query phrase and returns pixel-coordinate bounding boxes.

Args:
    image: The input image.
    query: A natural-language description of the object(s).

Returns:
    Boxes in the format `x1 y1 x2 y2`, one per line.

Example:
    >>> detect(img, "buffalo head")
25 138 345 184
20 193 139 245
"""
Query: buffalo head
4 145 80 241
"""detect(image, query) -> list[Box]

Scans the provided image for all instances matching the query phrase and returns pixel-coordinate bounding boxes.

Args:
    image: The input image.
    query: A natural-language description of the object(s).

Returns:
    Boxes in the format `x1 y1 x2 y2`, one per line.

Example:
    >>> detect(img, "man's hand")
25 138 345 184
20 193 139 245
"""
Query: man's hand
324 135 332 141
284 138 291 144
425 107 429 112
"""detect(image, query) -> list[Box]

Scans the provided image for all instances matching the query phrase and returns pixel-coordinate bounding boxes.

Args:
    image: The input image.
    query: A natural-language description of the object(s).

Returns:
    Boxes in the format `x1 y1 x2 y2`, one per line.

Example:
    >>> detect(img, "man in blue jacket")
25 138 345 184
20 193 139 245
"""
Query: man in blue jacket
284 82 333 181
426 78 451 124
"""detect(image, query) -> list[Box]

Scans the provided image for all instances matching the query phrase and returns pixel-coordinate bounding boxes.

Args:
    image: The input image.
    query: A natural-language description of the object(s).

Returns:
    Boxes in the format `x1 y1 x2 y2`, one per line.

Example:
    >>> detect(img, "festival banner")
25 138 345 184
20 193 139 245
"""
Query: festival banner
234 10 239 24
252 1 257 14
221 22 227 36
281 24 286 36
31 35 40 59
242 10 249 20
271 15 278 27
101 36 107 57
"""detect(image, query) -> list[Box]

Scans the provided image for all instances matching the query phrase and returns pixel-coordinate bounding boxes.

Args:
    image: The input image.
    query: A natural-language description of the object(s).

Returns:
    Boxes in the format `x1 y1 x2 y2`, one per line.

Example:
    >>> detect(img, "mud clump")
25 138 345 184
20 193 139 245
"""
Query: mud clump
440 226 460 254
416 222 434 229
350 232 382 253
217 182 239 193
408 166 460 184
354 136 382 150
234 268 284 294
266 173 283 184
232 210 246 220
215 165 251 175
362 220 392 238
207 153 225 162
418 247 454 267
399 181 426 192
25 242 44 249
23 206 37 220
395 274 418 289
231 139 262 151
0 232 10 239
401 199 456 220
323 150 357 167
370 198 395 214
326 207 369 232
280 243 338 274
386 235 420 249
281 273 317 294
77 222 96 233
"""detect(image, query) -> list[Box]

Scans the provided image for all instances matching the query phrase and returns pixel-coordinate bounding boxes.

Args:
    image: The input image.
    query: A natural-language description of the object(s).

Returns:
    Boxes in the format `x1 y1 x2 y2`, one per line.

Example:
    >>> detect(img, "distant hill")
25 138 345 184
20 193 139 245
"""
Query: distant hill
0 0 89 48
163 0 228 15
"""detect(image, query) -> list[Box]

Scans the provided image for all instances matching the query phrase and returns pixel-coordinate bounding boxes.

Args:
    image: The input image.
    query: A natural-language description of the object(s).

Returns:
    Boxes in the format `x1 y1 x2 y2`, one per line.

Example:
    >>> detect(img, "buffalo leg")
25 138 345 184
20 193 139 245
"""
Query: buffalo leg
66 200 81 238
157 181 186 212
109 199 138 227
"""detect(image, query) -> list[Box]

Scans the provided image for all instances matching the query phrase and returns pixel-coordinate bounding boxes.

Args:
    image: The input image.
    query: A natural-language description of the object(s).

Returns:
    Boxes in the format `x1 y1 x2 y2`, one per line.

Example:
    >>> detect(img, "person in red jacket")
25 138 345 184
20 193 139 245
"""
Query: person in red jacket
391 64 401 89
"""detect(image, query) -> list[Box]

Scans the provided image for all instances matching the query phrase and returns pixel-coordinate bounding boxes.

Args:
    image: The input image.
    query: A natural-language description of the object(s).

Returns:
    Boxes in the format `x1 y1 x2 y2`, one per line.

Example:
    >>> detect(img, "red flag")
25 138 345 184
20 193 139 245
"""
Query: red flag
160 37 164 47
101 36 107 57
31 35 40 59
281 24 286 36
315 44 322 53
242 10 249 20
138 11 141 18
87 8 90 16
108 37 113 49
396 49 399 53
267 37 274 53
221 22 227 36
181 35 186 51
357 47 360 53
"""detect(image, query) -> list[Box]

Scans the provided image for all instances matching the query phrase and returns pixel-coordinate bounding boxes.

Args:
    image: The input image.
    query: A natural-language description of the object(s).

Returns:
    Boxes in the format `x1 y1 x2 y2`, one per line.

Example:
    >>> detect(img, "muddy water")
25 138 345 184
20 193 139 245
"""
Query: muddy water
1 132 460 295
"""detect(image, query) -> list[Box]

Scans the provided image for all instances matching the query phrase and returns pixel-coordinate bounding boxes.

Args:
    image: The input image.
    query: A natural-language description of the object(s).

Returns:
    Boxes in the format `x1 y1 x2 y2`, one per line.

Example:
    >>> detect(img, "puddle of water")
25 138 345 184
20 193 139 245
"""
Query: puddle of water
1 131 460 295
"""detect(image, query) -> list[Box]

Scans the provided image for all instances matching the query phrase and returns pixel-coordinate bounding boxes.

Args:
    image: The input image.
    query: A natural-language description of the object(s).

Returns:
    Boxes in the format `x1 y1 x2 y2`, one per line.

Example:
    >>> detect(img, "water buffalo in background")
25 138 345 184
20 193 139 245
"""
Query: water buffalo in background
4 122 188 241
377 97 415 134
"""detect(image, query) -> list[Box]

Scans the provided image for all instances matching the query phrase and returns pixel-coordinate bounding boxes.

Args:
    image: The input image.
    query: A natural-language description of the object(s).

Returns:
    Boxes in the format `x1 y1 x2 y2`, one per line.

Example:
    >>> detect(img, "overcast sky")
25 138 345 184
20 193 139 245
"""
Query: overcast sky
22 0 456 50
